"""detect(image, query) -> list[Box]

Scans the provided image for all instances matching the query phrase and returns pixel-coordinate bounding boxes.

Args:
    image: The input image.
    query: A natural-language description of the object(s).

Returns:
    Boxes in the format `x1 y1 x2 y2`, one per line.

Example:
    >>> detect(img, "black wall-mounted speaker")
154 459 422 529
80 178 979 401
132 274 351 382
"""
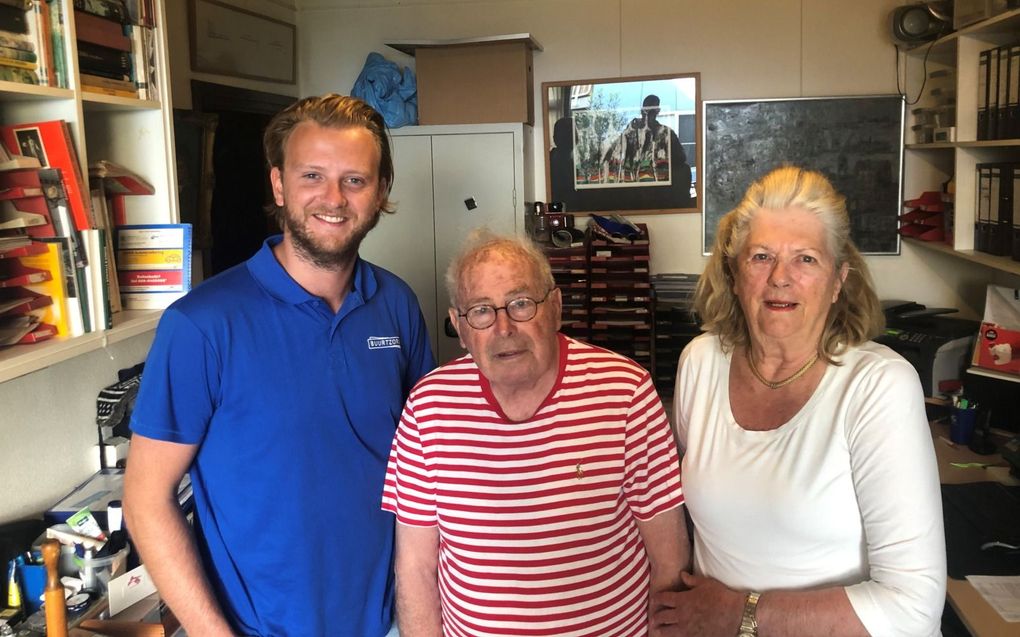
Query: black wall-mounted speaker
890 1 952 45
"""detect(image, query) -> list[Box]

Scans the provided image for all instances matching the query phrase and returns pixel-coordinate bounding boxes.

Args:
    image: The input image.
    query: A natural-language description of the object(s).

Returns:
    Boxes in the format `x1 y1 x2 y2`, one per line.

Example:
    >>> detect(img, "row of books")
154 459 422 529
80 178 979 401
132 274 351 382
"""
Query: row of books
0 0 160 97
977 43 1020 141
975 162 1020 261
75 0 159 99
0 0 65 87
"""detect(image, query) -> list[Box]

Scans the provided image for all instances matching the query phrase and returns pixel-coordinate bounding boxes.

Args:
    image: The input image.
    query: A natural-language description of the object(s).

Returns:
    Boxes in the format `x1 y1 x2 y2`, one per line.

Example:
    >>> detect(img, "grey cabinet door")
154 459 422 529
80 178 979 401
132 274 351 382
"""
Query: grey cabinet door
360 130 520 364
359 134 439 358
432 132 517 363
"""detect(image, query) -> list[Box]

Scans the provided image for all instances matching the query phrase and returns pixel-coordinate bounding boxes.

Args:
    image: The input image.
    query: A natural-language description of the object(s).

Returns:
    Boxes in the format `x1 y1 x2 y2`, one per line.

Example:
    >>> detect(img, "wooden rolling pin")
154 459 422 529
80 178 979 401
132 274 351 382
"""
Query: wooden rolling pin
42 539 67 637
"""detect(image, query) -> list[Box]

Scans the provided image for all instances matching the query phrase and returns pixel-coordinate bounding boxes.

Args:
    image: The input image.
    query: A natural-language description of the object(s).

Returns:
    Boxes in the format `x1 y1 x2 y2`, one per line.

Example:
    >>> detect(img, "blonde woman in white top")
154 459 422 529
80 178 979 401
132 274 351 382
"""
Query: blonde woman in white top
653 166 945 637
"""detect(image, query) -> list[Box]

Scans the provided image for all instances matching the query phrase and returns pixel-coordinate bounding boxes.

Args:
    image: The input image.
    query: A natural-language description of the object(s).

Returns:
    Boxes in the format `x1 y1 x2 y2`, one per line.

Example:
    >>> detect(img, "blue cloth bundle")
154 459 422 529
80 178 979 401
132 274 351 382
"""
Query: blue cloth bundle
351 52 417 128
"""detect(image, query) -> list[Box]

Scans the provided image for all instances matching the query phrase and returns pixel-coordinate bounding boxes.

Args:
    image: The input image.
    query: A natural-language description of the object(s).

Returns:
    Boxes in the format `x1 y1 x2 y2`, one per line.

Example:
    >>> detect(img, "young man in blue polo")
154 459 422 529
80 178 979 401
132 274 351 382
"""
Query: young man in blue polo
124 94 435 637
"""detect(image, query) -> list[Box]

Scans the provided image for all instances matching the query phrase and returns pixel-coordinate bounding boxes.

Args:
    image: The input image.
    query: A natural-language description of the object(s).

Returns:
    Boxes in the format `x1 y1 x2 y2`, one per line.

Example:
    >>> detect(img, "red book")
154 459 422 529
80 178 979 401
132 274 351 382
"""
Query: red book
110 194 126 226
0 121 93 232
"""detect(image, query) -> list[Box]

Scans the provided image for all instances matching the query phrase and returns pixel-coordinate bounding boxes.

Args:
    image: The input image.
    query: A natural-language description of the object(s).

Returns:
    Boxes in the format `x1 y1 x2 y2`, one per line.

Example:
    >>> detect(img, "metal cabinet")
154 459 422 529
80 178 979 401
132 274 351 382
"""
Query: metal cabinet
360 123 533 363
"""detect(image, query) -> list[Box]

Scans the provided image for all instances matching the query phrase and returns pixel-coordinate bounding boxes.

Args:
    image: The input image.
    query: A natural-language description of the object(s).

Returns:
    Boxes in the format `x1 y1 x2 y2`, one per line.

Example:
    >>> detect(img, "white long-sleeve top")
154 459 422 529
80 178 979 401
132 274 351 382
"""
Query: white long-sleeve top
675 334 946 637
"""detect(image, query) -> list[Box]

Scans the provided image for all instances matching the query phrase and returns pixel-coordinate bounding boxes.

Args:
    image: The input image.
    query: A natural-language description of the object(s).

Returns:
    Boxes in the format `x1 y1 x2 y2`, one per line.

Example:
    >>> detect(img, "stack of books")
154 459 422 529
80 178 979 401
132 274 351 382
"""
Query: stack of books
0 0 66 87
75 0 159 99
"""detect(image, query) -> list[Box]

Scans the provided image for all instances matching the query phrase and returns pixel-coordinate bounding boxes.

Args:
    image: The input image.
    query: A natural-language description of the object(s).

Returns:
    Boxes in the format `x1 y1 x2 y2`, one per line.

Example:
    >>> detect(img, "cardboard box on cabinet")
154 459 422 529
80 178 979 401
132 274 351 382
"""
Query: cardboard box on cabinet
387 34 541 126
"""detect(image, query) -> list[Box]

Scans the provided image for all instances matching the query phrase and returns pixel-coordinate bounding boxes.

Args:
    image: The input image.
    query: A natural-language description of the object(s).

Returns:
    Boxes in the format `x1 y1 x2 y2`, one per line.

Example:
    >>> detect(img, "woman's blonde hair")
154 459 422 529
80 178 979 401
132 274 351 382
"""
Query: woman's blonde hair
695 166 884 362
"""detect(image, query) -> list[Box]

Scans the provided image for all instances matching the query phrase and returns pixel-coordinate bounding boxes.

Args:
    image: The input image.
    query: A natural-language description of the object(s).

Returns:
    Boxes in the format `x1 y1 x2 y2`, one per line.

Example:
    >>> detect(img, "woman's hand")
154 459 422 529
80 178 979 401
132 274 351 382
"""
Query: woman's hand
650 572 745 637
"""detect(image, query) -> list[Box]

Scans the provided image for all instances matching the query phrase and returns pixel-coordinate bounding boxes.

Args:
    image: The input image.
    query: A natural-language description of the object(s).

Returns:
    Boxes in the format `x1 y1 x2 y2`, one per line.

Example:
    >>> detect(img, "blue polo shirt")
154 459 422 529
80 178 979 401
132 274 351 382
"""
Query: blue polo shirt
130 235 435 637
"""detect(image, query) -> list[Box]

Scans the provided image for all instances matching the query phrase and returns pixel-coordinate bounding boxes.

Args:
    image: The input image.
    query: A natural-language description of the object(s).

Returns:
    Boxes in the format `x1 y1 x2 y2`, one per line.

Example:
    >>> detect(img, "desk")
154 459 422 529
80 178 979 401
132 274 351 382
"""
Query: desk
931 420 1020 636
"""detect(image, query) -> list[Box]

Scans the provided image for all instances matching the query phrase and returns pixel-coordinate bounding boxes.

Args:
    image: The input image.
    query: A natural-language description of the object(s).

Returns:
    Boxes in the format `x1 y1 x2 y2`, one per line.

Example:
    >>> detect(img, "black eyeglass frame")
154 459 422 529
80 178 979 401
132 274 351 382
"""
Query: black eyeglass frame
456 288 555 330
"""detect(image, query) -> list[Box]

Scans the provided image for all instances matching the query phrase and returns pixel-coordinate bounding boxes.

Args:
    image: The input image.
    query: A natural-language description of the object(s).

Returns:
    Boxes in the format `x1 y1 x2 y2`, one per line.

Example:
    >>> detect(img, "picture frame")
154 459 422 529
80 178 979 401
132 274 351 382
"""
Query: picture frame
702 95 903 255
189 0 297 84
542 72 701 215
13 128 47 166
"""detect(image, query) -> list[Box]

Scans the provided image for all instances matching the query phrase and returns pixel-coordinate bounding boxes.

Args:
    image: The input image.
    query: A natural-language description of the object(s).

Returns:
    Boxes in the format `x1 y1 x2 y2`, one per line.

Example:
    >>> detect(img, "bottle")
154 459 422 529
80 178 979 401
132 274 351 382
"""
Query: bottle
106 500 123 534
5 559 20 612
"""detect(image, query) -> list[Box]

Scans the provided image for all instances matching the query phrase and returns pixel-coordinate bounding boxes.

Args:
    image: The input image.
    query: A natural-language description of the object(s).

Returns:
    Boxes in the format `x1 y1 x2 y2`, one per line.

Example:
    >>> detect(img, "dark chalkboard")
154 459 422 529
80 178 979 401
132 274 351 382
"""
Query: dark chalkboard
702 96 904 254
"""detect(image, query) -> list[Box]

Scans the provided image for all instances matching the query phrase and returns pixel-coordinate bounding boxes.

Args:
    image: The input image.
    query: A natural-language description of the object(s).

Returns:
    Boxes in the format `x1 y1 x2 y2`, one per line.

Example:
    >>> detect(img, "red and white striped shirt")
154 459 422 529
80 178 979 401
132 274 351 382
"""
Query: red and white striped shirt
382 335 683 636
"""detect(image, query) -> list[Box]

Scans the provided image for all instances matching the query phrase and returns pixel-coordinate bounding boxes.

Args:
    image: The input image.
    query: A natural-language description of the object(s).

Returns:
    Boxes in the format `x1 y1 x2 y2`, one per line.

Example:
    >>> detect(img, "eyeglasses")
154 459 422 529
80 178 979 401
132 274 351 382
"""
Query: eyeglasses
457 289 554 330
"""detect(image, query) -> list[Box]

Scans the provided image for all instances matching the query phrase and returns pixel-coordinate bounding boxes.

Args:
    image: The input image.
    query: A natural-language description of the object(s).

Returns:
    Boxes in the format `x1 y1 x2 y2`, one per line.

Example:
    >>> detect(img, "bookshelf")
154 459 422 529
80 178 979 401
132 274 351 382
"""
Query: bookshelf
904 235 1020 276
0 0 178 383
902 8 1020 278
0 309 159 383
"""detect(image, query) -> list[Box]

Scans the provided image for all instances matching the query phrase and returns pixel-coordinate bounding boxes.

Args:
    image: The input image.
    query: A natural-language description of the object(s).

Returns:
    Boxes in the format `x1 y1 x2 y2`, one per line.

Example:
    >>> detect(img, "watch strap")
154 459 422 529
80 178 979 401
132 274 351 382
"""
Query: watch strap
737 591 761 637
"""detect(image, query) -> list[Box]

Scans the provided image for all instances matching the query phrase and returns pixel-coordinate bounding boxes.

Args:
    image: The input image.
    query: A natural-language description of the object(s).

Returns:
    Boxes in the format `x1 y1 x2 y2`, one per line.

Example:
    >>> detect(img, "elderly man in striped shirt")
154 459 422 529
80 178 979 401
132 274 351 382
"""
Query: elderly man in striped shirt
382 230 688 637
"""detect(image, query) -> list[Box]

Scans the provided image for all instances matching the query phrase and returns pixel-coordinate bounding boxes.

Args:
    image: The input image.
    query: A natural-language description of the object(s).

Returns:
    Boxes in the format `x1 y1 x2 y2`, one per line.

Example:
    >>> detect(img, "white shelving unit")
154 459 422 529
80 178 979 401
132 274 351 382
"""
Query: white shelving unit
0 310 161 383
0 0 178 383
903 9 1020 276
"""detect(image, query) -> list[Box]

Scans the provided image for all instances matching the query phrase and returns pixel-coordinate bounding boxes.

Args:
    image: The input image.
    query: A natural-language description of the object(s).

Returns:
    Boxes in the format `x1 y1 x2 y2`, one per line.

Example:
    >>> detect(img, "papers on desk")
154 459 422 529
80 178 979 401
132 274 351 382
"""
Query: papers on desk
107 563 157 616
966 575 1020 622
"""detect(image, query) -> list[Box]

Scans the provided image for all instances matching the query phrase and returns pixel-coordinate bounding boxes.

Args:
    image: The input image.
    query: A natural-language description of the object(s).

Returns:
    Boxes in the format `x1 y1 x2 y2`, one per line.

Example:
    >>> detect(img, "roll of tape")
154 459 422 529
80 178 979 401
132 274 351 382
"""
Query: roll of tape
551 229 573 248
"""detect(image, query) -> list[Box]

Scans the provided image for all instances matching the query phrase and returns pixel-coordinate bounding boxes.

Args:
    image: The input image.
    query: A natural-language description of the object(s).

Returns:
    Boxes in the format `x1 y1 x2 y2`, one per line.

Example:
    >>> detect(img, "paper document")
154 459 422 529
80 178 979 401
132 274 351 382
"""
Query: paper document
966 575 1020 622
108 563 158 616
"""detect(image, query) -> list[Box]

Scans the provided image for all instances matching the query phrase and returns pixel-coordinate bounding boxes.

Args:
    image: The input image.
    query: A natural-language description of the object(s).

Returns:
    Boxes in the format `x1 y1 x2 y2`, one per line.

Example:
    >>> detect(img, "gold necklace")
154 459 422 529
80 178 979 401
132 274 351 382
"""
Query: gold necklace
746 349 819 390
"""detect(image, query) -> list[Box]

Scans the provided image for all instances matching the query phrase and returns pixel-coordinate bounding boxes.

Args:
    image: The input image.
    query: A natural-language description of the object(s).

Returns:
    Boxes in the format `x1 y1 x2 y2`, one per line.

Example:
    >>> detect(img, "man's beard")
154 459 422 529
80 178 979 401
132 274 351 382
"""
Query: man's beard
284 205 380 270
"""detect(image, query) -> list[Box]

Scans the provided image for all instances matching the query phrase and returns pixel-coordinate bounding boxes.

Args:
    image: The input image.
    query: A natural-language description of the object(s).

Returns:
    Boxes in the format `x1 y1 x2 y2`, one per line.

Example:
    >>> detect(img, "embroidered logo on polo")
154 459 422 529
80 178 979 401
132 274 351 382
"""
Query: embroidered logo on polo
367 336 401 350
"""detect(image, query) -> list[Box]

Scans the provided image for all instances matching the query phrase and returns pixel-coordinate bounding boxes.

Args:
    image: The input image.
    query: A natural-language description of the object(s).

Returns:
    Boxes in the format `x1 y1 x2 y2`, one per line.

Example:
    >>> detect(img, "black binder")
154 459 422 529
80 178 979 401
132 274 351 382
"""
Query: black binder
975 162 1020 256
976 164 992 252
997 45 1012 139
978 49 991 141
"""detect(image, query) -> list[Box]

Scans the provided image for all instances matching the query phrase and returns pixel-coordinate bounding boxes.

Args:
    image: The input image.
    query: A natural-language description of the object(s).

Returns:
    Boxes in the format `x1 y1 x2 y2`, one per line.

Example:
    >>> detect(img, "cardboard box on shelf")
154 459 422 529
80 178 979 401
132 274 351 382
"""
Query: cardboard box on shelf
387 34 542 125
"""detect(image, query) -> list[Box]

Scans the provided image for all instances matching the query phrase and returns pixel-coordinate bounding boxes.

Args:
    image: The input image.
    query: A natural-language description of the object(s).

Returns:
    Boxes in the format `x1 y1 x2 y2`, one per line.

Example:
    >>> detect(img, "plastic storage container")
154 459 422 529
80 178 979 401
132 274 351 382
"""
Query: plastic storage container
77 546 129 592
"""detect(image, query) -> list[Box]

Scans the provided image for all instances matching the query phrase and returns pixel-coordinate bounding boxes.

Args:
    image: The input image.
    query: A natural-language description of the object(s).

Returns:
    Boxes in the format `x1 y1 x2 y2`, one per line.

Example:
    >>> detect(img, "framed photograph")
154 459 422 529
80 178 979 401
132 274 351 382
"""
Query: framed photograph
189 0 297 84
542 72 701 215
702 95 903 255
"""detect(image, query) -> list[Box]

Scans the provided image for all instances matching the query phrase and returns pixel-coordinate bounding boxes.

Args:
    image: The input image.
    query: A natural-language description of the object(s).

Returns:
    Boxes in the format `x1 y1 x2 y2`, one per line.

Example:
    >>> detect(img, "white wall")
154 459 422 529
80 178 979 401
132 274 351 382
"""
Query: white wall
297 0 1020 318
0 334 154 523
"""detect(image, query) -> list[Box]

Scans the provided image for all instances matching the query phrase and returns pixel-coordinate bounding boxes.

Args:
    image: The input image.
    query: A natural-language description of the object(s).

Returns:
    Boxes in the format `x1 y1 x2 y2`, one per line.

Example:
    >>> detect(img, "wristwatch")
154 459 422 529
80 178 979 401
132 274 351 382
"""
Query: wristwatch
736 591 761 637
